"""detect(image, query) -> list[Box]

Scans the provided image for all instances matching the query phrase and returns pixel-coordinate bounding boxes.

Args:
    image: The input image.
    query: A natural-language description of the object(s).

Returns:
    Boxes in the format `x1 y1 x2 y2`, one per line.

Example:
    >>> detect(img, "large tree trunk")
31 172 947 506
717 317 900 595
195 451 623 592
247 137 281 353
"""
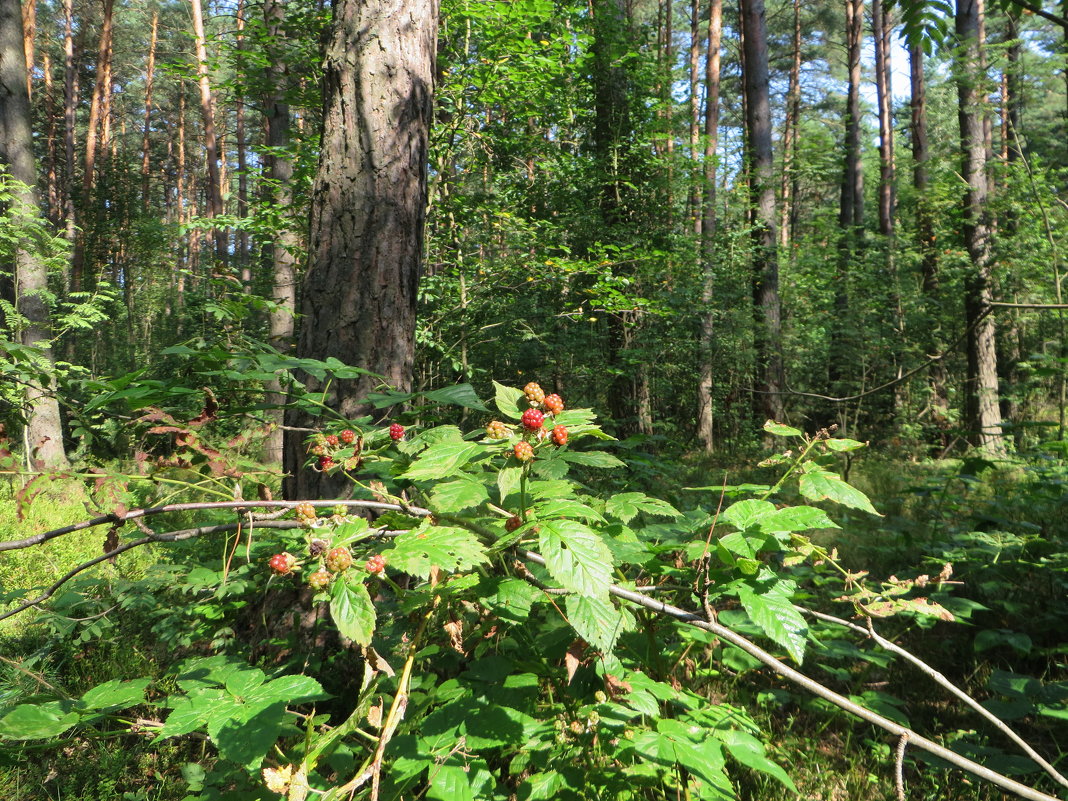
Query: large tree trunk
0 0 69 469
283 0 439 499
262 0 299 465
696 0 722 452
956 0 1005 455
740 0 784 424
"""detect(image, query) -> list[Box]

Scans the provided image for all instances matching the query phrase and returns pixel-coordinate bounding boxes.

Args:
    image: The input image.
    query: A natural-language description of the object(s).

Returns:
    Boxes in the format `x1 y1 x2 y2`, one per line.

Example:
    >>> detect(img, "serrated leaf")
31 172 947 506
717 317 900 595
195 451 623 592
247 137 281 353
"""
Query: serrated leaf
423 383 488 411
477 577 541 622
401 442 480 480
763 421 803 437
430 478 490 513
560 450 626 469
497 465 522 503
493 381 526 420
0 702 79 740
798 471 880 515
824 437 866 452
606 492 681 523
717 729 797 792
538 520 613 600
225 669 265 698
736 583 808 664
566 595 634 653
80 678 151 711
330 578 376 646
251 675 327 704
428 764 475 801
387 524 487 578
759 505 840 532
721 499 775 530
536 498 605 523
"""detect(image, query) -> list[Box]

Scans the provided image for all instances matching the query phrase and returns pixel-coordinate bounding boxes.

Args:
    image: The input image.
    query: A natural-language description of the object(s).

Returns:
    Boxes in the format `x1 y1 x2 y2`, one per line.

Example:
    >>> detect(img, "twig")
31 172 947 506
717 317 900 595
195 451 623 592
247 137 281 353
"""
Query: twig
802 607 1068 790
896 733 909 801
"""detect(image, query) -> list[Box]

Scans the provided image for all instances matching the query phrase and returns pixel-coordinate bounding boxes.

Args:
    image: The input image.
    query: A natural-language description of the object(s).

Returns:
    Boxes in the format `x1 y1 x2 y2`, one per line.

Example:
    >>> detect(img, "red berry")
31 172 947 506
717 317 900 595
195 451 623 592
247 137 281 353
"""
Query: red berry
389 423 405 441
339 429 356 444
269 552 297 575
552 425 568 446
365 554 387 574
485 420 510 439
543 394 564 415
521 408 544 431
318 455 336 471
325 547 353 573
514 441 534 462
524 382 545 404
325 434 339 447
307 569 332 590
505 515 523 532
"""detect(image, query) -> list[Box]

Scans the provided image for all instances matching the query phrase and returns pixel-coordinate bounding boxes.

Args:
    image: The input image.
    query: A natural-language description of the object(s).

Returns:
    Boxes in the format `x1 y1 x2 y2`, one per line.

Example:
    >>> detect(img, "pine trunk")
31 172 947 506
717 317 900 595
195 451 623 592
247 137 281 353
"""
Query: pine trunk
283 0 439 499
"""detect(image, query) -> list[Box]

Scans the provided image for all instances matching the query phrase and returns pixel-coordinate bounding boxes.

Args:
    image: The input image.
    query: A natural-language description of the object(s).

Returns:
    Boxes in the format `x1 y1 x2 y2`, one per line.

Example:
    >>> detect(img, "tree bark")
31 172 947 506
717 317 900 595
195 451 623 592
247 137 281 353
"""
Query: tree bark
262 0 299 465
283 0 439 499
20 0 32 98
235 0 249 285
778 0 801 250
688 0 701 234
696 0 722 452
740 0 784 424
0 0 69 468
956 0 1005 455
872 0 894 238
190 0 227 266
140 9 158 212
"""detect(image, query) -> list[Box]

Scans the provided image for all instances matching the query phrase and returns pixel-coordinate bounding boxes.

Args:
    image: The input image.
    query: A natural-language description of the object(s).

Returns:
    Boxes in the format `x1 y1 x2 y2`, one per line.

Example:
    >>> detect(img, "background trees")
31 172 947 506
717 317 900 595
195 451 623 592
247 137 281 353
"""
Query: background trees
0 0 1066 463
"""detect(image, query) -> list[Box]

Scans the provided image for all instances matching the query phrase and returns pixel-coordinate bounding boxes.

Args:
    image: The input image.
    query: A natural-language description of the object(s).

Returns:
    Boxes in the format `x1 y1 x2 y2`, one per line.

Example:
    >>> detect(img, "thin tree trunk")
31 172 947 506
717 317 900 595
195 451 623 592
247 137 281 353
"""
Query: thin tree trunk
688 0 701 234
873 0 894 238
43 52 60 225
283 0 439 499
956 0 1005 455
236 0 249 286
72 0 114 292
62 0 75 238
190 0 227 266
696 0 722 452
263 0 299 465
20 0 32 98
140 9 158 212
1 0 69 469
778 0 801 250
740 0 784 424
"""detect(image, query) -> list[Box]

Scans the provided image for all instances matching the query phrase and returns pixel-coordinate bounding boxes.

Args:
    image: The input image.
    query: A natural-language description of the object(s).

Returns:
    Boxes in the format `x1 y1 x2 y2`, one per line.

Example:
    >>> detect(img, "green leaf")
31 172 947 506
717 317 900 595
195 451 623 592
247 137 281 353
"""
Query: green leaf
497 465 522 503
225 669 266 698
605 492 681 523
798 470 880 515
721 499 775 530
387 523 487 578
763 421 803 437
423 383 488 411
758 505 840 533
824 437 866 452
493 381 527 420
566 595 634 653
717 729 797 792
0 702 79 740
535 498 606 523
430 478 490 513
252 675 328 705
736 583 808 664
560 450 626 469
80 678 151 711
330 578 377 646
476 577 542 622
428 764 474 801
538 520 613 599
401 442 481 480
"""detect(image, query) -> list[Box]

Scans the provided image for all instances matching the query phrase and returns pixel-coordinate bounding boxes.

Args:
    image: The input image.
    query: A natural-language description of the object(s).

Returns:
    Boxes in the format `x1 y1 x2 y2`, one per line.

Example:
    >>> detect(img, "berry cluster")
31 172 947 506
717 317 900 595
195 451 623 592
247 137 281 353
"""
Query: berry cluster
269 510 389 590
483 382 570 464
305 420 407 474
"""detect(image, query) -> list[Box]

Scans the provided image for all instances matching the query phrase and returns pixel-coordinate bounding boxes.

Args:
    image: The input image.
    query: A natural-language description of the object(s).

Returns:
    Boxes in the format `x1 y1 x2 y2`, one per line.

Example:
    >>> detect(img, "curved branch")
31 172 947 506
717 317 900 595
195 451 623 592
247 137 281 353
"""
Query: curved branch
0 499 430 552
802 608 1068 789
517 549 1062 801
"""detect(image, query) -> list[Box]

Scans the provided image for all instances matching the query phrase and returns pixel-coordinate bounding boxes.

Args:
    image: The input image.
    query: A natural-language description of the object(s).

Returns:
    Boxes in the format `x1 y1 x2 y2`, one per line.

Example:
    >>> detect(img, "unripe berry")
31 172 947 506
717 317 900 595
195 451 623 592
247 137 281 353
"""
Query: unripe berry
505 515 523 532
542 394 564 415
325 434 340 447
332 504 348 517
318 455 336 471
521 408 544 432
365 554 387 574
339 429 356 444
269 552 298 575
307 569 332 590
485 420 510 440
552 425 568 446
295 503 317 521
523 382 545 404
325 547 353 573
389 423 405 441
309 445 327 457
514 441 534 462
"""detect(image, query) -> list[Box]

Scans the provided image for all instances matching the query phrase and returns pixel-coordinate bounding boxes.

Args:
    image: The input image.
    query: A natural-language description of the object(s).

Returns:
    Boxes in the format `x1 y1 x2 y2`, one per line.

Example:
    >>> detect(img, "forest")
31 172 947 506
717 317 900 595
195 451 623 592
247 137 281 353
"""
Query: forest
0 0 1066 797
